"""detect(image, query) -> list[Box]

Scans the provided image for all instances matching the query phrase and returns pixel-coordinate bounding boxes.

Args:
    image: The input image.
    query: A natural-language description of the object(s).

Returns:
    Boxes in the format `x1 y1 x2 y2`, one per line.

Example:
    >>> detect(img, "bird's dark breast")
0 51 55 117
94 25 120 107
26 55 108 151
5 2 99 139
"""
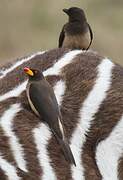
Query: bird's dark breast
65 22 88 35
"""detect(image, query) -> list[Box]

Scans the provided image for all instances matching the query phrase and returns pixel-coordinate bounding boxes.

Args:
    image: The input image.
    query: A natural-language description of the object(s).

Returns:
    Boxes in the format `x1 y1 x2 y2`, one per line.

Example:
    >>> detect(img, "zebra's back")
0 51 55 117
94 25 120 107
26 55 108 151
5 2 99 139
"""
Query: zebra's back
0 48 123 180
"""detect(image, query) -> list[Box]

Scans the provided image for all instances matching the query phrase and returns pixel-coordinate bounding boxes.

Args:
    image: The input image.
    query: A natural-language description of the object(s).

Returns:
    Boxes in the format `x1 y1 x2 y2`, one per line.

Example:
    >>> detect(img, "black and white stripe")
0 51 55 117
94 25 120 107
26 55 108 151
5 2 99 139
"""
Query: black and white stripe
0 49 123 180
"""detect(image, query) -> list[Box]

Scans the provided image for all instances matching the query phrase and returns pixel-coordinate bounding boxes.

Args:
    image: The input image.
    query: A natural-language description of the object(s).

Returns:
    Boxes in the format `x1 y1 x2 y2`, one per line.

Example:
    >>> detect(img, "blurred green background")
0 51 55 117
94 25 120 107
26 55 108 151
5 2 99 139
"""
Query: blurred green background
0 0 123 65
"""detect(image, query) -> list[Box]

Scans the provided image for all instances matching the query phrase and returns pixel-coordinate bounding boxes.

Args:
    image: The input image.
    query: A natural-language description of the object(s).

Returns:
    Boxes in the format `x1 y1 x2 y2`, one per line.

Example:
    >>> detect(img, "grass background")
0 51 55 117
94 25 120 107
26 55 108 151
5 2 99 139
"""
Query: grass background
0 0 123 65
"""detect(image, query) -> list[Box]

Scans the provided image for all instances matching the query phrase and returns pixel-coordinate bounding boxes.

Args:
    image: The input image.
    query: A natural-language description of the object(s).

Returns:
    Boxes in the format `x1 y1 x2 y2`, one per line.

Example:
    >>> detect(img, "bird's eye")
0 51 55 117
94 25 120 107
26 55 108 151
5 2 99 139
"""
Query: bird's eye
34 70 37 74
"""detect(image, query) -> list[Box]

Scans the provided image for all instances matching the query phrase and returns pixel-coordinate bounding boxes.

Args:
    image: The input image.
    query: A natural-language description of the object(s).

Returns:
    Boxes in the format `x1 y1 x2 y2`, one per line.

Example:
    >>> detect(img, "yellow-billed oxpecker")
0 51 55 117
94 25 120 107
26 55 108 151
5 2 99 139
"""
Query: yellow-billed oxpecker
59 7 93 50
24 67 76 166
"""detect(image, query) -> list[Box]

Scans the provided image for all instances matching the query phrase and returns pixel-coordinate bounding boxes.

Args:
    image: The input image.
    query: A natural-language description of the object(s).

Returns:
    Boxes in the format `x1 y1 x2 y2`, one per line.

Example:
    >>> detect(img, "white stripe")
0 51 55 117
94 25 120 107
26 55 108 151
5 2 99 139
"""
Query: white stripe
70 58 114 180
0 104 27 172
0 81 27 102
0 51 45 79
0 50 81 102
0 154 20 180
43 50 82 76
53 80 66 105
54 80 66 137
33 124 56 180
96 114 123 180
33 81 65 180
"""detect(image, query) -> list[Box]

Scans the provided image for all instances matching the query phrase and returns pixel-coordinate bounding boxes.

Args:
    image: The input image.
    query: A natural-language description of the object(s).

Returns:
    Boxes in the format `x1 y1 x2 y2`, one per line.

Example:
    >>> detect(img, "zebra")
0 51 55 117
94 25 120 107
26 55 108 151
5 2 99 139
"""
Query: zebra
0 48 123 180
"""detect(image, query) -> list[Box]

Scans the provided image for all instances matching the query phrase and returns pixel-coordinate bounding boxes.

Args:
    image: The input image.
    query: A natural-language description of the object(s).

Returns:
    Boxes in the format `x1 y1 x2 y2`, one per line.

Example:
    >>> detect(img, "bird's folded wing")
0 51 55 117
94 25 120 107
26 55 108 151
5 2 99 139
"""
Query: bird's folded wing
59 25 65 48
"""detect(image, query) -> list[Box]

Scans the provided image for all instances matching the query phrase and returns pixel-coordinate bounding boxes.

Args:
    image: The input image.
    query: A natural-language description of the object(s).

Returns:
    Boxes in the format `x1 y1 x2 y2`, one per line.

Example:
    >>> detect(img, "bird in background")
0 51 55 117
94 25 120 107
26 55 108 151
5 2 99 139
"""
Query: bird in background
24 67 76 166
59 7 93 50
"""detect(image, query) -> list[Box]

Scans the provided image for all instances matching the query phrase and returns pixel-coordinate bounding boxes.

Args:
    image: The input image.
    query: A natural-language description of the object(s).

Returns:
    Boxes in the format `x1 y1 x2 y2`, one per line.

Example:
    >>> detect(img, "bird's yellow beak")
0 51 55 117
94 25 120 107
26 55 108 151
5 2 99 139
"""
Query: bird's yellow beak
24 67 34 76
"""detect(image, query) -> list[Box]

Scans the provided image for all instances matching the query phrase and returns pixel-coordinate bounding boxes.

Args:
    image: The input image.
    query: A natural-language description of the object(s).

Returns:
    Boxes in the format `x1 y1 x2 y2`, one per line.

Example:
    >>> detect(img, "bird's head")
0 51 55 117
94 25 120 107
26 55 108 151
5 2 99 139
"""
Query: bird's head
24 67 44 81
63 7 86 22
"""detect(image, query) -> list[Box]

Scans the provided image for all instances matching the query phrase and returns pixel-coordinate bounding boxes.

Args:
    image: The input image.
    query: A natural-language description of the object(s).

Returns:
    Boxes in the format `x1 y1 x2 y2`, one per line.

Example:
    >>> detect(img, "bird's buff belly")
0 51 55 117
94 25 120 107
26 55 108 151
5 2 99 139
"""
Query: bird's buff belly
63 32 90 49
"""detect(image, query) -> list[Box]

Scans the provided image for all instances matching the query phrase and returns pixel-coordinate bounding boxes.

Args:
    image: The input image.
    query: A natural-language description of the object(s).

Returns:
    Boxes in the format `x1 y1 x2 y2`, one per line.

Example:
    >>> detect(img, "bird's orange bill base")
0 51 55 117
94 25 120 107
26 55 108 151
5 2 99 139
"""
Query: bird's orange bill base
24 67 34 76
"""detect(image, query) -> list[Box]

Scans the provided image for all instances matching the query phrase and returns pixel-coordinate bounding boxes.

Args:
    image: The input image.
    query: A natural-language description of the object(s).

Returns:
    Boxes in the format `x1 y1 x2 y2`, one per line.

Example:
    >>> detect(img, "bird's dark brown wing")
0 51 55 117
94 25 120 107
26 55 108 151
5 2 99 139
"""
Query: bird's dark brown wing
58 25 65 48
29 82 59 118
86 23 93 50
29 82 63 139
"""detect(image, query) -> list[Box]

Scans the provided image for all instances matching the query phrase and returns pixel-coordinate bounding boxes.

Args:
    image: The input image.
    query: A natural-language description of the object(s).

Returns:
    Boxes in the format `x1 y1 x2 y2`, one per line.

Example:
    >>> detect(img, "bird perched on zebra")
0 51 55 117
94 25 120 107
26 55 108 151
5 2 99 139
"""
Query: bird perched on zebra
59 7 93 50
24 67 76 166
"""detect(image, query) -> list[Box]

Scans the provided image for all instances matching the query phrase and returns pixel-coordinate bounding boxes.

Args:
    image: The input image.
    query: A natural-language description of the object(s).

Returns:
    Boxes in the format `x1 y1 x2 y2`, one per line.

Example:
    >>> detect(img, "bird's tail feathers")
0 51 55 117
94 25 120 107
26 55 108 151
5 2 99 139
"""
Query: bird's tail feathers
52 131 76 166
